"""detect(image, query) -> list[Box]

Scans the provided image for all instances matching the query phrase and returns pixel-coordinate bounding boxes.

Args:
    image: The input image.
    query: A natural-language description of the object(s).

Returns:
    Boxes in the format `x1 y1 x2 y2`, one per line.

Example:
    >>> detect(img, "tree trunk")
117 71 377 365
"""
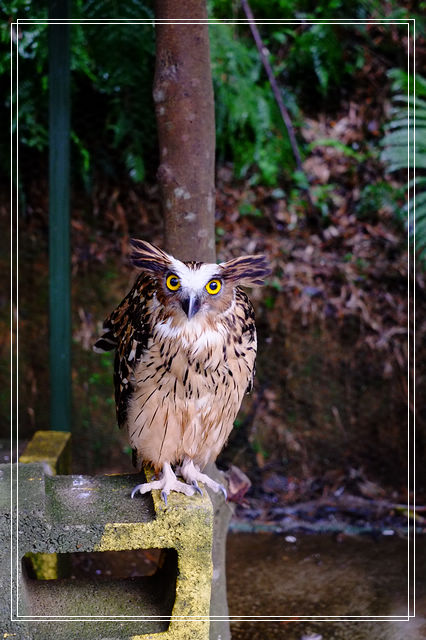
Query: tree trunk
154 0 216 263
154 5 232 639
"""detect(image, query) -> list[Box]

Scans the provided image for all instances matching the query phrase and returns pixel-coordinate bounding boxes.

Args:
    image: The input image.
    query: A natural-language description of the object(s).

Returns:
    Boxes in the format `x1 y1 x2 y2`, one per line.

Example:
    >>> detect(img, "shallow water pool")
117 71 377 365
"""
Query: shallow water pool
226 532 424 639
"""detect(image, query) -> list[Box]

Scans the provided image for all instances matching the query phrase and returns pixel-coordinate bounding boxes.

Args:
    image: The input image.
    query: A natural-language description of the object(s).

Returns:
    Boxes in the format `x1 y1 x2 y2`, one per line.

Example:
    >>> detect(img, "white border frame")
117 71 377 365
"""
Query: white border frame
10 16 416 626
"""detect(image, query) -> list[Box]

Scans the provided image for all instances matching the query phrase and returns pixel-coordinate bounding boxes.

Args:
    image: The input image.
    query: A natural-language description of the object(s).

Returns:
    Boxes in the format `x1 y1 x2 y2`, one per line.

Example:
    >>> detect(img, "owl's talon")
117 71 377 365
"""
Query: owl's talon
192 480 203 496
180 458 228 499
131 482 154 499
130 462 195 502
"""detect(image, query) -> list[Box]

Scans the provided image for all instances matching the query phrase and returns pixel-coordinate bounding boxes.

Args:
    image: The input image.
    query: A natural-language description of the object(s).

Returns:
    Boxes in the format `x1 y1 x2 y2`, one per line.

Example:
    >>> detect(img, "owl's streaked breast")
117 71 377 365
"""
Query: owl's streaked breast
127 288 256 471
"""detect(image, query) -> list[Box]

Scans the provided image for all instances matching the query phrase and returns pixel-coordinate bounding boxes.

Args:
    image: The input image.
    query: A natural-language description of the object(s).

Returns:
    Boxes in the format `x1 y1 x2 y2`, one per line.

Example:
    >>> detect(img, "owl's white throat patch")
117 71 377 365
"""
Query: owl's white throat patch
154 314 226 353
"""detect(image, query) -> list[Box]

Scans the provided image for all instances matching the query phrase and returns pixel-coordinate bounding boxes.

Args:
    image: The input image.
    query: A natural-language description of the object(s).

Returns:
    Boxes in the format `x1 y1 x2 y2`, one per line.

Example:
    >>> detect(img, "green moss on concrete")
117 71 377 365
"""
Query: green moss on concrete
19 430 72 475
19 431 72 580
2 460 214 640
97 468 213 639
135 620 210 640
24 551 59 580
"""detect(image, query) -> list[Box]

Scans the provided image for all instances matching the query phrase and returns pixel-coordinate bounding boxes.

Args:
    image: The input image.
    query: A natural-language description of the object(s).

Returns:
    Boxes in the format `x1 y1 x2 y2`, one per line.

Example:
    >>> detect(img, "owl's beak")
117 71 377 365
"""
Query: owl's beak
181 293 201 320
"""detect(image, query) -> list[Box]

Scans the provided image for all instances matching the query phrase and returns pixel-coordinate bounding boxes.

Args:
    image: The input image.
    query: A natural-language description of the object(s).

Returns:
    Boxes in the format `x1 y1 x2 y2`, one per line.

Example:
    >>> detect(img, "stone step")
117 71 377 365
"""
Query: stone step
1 461 213 640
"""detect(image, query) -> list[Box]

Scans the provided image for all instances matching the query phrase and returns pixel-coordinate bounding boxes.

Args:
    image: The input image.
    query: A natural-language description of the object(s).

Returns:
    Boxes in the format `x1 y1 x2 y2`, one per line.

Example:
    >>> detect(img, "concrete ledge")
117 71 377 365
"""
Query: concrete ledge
1 462 213 640
19 430 72 476
19 430 72 580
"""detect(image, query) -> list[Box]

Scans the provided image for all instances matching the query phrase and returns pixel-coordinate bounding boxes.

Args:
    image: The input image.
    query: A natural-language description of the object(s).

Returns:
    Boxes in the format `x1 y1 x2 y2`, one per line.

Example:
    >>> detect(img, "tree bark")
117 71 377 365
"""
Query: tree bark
154 5 232 639
154 0 216 262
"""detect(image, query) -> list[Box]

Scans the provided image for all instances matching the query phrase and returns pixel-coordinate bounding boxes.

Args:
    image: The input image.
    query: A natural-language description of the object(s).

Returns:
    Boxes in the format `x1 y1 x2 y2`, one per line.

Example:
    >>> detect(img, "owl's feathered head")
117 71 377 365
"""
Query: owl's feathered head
130 239 270 320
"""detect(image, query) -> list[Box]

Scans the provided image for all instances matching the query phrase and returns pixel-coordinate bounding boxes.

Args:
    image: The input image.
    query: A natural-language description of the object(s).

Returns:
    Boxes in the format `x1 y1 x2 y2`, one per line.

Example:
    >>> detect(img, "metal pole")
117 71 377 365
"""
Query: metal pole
48 0 71 431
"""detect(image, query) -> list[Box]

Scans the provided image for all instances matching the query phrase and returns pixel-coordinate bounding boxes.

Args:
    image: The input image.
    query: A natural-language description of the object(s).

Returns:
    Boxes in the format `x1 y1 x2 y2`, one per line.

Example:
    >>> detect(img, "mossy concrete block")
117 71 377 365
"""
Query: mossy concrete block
19 430 71 476
19 431 72 580
0 465 31 638
1 462 214 640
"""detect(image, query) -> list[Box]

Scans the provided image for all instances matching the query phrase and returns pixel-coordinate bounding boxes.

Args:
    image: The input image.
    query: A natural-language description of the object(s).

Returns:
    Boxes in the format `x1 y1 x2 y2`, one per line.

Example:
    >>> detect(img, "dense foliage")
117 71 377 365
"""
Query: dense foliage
2 0 157 184
1 0 423 496
2 0 420 188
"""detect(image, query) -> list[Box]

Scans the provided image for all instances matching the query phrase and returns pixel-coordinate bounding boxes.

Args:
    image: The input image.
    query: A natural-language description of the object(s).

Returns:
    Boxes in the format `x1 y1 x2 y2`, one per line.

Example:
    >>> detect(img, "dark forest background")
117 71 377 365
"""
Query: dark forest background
1 0 424 511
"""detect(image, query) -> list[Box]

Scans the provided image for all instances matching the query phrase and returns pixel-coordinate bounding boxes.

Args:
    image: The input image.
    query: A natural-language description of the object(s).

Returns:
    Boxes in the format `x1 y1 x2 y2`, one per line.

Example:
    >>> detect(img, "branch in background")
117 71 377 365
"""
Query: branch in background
241 0 316 215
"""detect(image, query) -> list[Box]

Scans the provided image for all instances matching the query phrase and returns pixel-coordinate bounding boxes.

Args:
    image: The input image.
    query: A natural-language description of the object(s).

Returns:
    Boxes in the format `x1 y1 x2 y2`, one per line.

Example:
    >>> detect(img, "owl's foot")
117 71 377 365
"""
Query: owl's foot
131 462 195 504
178 458 228 500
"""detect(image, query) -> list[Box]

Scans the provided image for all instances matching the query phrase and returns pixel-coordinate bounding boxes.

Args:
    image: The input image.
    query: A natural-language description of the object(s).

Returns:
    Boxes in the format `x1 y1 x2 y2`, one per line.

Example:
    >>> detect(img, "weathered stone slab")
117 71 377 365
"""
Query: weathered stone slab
1 462 213 640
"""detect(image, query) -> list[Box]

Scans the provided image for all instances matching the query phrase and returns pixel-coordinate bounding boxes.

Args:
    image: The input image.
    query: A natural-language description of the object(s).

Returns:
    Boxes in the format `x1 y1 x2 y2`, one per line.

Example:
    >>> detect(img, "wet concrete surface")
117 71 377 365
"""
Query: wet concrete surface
226 532 425 640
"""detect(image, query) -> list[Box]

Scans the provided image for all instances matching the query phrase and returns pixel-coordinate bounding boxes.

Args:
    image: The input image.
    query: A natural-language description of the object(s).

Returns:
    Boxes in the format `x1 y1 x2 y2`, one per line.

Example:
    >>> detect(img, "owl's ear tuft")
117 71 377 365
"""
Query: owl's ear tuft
220 254 271 287
130 239 172 274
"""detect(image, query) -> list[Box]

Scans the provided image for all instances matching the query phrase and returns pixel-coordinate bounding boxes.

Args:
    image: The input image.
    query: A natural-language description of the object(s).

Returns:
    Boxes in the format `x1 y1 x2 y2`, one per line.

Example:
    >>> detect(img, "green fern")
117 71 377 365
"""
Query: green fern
209 23 295 185
381 70 426 266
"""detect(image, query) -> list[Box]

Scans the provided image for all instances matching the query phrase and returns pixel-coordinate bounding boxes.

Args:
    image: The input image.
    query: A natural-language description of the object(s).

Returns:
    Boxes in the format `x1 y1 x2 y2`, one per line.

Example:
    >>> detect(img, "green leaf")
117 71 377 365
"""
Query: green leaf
381 70 426 267
308 138 366 161
125 152 145 183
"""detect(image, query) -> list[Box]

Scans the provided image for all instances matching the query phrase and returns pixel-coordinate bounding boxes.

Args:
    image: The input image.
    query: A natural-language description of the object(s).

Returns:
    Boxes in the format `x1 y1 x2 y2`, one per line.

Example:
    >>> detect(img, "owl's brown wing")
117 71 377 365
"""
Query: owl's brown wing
235 287 257 395
94 273 155 429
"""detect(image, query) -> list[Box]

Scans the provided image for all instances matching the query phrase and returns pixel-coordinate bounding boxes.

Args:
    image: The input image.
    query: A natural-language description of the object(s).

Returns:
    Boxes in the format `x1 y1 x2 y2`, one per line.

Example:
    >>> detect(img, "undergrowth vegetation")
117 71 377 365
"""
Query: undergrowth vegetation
2 1 420 184
2 0 423 271
1 1 424 495
381 70 426 264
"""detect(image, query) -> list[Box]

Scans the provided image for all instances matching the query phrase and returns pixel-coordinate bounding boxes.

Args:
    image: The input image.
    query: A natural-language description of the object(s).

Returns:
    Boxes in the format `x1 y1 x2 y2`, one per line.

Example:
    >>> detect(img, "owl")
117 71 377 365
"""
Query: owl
94 240 270 503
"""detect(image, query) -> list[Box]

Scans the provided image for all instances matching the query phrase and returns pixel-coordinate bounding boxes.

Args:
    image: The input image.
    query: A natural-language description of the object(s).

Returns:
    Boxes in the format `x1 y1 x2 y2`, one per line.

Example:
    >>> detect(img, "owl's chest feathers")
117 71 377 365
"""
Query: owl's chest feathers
134 316 233 403
129 303 254 416
125 292 256 467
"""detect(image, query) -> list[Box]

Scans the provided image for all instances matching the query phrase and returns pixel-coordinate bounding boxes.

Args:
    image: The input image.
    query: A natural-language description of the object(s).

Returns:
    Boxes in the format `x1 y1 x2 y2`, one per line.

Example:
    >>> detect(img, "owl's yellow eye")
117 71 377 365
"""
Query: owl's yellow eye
166 274 181 291
205 279 222 295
